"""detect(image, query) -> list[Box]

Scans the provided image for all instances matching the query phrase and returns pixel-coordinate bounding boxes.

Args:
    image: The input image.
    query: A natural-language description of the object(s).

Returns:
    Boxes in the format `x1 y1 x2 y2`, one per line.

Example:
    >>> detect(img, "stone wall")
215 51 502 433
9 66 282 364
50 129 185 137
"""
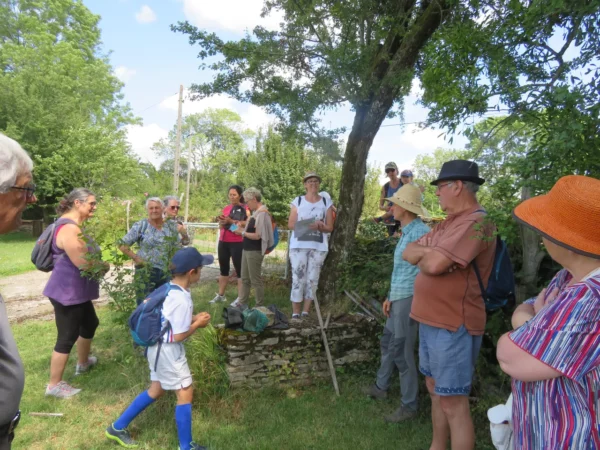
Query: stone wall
218 315 380 388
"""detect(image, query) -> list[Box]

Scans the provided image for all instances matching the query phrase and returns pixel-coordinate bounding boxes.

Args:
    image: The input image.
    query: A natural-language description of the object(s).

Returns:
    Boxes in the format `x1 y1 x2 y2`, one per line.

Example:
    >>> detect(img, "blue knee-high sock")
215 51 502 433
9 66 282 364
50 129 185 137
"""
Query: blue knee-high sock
175 403 193 450
113 390 155 430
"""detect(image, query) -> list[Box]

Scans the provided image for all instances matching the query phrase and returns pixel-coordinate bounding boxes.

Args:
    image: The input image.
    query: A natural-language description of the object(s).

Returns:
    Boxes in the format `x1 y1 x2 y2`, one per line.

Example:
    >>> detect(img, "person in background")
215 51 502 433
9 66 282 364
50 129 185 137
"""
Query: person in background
232 188 274 308
163 196 190 247
287 173 334 321
106 247 213 450
119 197 180 305
403 160 495 450
210 185 249 305
363 184 430 423
400 169 425 194
0 134 36 448
43 188 109 398
497 175 600 450
375 162 403 236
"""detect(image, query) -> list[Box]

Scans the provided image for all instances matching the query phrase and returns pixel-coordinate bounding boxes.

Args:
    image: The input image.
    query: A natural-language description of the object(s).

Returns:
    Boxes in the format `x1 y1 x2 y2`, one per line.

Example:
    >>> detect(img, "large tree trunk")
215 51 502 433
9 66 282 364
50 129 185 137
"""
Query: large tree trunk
517 185 546 302
319 0 453 303
319 103 395 302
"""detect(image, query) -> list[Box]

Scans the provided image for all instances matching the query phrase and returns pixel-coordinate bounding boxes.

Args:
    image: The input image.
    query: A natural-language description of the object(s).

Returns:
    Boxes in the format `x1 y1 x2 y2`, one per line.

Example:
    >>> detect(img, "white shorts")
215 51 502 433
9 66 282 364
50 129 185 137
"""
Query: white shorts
147 342 193 390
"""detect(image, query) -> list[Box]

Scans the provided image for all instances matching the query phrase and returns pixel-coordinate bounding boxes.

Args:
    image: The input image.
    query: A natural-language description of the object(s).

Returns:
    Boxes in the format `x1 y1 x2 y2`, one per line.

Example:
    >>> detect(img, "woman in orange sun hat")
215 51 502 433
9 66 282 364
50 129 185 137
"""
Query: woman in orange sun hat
496 175 600 449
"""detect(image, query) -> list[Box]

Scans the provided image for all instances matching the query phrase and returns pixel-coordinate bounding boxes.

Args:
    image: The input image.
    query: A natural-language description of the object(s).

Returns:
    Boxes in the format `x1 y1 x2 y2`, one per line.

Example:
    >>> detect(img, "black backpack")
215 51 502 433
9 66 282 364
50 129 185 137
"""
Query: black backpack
472 212 516 312
31 218 74 272
223 306 244 329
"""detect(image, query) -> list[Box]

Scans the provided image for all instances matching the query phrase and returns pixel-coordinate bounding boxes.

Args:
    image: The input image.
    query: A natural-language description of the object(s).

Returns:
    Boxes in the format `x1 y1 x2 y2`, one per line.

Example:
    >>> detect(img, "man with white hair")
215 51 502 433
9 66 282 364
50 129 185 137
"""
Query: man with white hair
403 160 496 450
0 133 36 449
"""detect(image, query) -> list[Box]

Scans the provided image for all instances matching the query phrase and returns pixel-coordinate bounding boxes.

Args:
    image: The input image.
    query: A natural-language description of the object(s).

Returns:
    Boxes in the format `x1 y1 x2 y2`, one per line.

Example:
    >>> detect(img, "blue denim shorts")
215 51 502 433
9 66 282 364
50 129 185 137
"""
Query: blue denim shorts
418 323 482 396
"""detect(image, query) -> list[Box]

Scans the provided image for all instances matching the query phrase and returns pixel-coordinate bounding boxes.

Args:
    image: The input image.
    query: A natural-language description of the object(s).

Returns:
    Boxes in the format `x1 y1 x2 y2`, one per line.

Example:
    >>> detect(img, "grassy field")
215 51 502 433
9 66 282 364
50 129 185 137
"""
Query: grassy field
0 231 36 276
12 280 498 450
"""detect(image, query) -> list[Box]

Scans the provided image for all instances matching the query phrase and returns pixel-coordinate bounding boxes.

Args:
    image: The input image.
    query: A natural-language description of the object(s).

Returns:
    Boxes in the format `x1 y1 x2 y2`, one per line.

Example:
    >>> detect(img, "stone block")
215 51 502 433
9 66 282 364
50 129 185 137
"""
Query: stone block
259 337 279 346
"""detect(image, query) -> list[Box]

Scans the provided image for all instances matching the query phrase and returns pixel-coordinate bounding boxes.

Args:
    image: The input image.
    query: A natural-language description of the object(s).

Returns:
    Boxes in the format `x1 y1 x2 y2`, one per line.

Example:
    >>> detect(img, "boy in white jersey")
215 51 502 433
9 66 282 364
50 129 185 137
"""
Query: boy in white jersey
106 247 213 450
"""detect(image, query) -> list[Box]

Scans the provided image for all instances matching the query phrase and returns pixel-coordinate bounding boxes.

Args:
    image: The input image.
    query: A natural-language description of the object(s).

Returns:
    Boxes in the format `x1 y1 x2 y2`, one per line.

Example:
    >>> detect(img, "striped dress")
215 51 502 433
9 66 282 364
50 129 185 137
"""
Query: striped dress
508 268 600 449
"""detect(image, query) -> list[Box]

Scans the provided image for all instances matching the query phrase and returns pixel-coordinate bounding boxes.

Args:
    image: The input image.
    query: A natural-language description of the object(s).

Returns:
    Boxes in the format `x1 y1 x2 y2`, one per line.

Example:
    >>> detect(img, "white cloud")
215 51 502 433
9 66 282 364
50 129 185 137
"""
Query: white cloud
159 90 273 131
114 66 137 83
126 123 168 167
135 5 157 24
180 0 283 33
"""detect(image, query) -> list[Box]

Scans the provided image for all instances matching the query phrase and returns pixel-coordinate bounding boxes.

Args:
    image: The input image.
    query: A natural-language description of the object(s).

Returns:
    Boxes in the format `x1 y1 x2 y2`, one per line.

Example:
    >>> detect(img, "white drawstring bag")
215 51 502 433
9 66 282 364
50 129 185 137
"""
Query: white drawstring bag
488 394 514 450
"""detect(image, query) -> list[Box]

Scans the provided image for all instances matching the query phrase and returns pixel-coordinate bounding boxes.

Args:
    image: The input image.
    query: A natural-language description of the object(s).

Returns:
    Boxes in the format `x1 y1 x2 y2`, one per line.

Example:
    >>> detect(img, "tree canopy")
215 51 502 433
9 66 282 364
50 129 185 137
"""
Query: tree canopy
0 0 140 213
173 0 600 301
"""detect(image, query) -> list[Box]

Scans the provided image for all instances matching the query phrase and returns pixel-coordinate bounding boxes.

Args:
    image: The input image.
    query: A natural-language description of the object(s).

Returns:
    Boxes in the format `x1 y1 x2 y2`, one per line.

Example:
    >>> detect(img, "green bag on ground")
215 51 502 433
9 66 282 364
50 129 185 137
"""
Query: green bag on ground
242 308 269 333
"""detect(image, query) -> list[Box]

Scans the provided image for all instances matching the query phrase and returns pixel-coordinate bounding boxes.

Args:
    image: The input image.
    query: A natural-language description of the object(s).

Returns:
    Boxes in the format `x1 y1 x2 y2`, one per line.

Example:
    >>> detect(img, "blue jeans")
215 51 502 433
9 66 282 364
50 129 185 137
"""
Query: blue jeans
134 266 169 305
418 323 482 396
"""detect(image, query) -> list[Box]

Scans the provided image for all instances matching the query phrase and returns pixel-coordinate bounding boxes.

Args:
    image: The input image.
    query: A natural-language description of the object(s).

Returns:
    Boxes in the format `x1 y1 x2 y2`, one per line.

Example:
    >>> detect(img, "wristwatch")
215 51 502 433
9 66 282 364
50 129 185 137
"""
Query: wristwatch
242 231 245 237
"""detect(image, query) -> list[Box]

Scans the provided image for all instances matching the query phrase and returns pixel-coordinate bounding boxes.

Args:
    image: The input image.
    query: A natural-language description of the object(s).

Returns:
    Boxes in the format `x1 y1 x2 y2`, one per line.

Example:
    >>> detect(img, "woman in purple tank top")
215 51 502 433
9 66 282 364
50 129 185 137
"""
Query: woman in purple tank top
43 188 109 398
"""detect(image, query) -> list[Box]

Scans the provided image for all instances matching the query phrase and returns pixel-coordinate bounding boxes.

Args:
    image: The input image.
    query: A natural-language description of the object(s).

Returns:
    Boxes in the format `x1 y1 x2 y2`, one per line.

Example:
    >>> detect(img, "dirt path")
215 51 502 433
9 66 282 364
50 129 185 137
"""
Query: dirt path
1 266 222 324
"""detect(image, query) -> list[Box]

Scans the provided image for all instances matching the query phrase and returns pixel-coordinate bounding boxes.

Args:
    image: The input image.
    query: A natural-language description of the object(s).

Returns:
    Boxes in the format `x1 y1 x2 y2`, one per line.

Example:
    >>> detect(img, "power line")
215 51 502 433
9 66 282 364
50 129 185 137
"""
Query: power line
133 91 179 115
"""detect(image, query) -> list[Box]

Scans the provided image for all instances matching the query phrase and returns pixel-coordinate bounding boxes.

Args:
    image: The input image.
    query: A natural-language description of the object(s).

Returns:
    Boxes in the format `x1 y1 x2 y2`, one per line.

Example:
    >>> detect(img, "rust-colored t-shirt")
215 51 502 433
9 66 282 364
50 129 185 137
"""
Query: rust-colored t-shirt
410 206 496 335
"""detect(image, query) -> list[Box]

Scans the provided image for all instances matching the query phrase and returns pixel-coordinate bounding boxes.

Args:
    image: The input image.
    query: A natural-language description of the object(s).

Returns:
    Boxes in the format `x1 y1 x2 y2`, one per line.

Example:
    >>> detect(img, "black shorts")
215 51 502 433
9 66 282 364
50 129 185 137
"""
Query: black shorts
50 299 99 354
218 241 243 277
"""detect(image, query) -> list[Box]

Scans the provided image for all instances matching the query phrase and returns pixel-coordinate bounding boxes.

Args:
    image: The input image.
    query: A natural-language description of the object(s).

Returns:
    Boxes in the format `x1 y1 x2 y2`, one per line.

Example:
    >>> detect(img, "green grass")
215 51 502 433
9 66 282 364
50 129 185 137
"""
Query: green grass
0 231 36 276
12 279 498 450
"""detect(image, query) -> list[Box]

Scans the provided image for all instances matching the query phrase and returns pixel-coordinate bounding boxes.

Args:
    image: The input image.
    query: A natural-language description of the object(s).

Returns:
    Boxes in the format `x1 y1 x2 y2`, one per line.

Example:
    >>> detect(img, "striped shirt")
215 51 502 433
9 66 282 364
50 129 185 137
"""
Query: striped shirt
388 218 430 301
509 268 600 449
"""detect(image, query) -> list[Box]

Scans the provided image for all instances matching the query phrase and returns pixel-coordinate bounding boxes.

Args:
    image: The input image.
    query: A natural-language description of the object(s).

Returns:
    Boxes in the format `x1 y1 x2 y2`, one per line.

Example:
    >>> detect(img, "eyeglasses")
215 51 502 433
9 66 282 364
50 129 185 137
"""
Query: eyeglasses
170 206 181 210
11 184 36 199
87 201 97 207
385 169 396 173
305 180 320 185
436 182 455 191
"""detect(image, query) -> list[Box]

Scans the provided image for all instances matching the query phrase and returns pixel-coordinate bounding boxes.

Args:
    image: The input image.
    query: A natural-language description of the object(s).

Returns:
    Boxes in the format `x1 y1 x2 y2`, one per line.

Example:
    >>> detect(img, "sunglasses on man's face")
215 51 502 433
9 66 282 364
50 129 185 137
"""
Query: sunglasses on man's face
385 169 396 174
170 206 181 210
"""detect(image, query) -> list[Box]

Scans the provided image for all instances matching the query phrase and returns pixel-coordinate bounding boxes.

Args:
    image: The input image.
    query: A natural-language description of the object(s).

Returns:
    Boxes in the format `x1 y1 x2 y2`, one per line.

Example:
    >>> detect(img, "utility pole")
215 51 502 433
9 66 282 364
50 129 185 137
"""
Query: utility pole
184 137 192 223
173 84 184 193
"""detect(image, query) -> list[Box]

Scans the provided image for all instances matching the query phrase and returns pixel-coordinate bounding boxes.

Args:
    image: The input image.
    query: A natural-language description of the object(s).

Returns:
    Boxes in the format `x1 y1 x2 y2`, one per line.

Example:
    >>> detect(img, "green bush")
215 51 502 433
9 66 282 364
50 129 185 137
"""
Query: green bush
339 235 397 300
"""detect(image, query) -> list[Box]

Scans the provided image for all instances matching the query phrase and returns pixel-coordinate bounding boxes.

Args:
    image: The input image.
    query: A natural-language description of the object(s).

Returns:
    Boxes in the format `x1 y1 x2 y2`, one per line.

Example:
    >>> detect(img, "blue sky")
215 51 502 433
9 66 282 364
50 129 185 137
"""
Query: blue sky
84 0 468 173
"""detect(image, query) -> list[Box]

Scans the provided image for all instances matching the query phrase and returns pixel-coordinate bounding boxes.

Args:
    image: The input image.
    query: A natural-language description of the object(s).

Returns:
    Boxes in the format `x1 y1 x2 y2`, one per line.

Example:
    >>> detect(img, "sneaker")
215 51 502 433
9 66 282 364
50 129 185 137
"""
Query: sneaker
384 405 417 423
209 293 226 304
45 381 81 398
106 423 139 448
291 314 301 323
301 312 309 318
75 355 98 375
230 298 241 308
362 384 388 400
179 443 207 450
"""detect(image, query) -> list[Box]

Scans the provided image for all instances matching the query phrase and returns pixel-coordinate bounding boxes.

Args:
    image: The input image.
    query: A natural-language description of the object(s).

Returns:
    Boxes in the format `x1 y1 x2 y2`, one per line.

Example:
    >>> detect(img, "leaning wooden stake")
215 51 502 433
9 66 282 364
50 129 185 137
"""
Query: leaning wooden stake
312 283 340 396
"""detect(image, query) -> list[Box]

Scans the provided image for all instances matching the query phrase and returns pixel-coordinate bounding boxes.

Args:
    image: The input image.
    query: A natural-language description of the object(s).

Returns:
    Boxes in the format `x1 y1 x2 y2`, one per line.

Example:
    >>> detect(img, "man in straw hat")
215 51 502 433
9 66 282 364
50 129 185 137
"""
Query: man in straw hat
403 160 496 450
496 175 600 449
362 184 430 422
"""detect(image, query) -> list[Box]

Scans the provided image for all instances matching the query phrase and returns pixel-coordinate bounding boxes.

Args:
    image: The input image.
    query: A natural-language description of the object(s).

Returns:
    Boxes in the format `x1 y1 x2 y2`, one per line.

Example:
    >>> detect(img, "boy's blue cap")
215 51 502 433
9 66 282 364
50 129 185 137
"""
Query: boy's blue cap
171 247 214 274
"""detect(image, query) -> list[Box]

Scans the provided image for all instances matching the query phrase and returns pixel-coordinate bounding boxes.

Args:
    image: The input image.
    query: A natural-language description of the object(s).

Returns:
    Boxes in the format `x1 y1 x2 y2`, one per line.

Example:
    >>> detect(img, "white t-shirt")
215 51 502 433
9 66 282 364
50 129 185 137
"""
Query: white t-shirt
161 283 193 343
290 195 332 252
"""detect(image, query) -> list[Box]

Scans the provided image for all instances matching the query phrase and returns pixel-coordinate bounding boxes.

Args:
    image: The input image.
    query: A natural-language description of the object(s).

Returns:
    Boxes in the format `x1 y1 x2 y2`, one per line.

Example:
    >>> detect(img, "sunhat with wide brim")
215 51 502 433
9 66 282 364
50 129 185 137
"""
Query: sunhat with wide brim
513 175 600 259
303 172 322 183
385 184 429 217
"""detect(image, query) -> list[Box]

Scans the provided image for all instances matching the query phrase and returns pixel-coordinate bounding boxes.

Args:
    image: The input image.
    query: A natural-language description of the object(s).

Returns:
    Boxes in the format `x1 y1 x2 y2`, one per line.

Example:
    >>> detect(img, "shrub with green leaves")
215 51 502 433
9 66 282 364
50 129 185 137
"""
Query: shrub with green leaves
339 236 397 300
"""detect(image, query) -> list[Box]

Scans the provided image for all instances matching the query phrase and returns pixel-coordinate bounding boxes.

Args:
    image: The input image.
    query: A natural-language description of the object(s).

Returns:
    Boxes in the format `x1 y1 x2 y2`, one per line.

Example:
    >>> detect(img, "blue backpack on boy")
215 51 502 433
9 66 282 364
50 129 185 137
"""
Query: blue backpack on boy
128 282 182 369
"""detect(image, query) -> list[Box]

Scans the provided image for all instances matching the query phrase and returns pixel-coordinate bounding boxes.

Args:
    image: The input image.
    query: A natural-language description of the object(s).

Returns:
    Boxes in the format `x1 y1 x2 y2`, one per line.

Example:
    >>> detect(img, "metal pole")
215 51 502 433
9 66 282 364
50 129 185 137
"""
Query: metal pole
312 282 340 396
184 138 192 223
173 84 184 193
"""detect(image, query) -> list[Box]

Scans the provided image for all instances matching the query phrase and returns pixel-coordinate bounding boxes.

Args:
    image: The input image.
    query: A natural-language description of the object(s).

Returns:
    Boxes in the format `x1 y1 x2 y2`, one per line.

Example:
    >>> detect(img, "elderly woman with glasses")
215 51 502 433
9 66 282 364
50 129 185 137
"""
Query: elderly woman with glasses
287 173 334 321
119 197 180 305
43 188 109 398
497 175 600 449
163 195 190 247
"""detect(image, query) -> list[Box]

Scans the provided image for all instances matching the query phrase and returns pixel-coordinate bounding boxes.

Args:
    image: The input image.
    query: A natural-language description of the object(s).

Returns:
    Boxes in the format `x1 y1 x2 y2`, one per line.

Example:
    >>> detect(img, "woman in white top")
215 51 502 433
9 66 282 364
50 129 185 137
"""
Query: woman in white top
287 173 334 321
